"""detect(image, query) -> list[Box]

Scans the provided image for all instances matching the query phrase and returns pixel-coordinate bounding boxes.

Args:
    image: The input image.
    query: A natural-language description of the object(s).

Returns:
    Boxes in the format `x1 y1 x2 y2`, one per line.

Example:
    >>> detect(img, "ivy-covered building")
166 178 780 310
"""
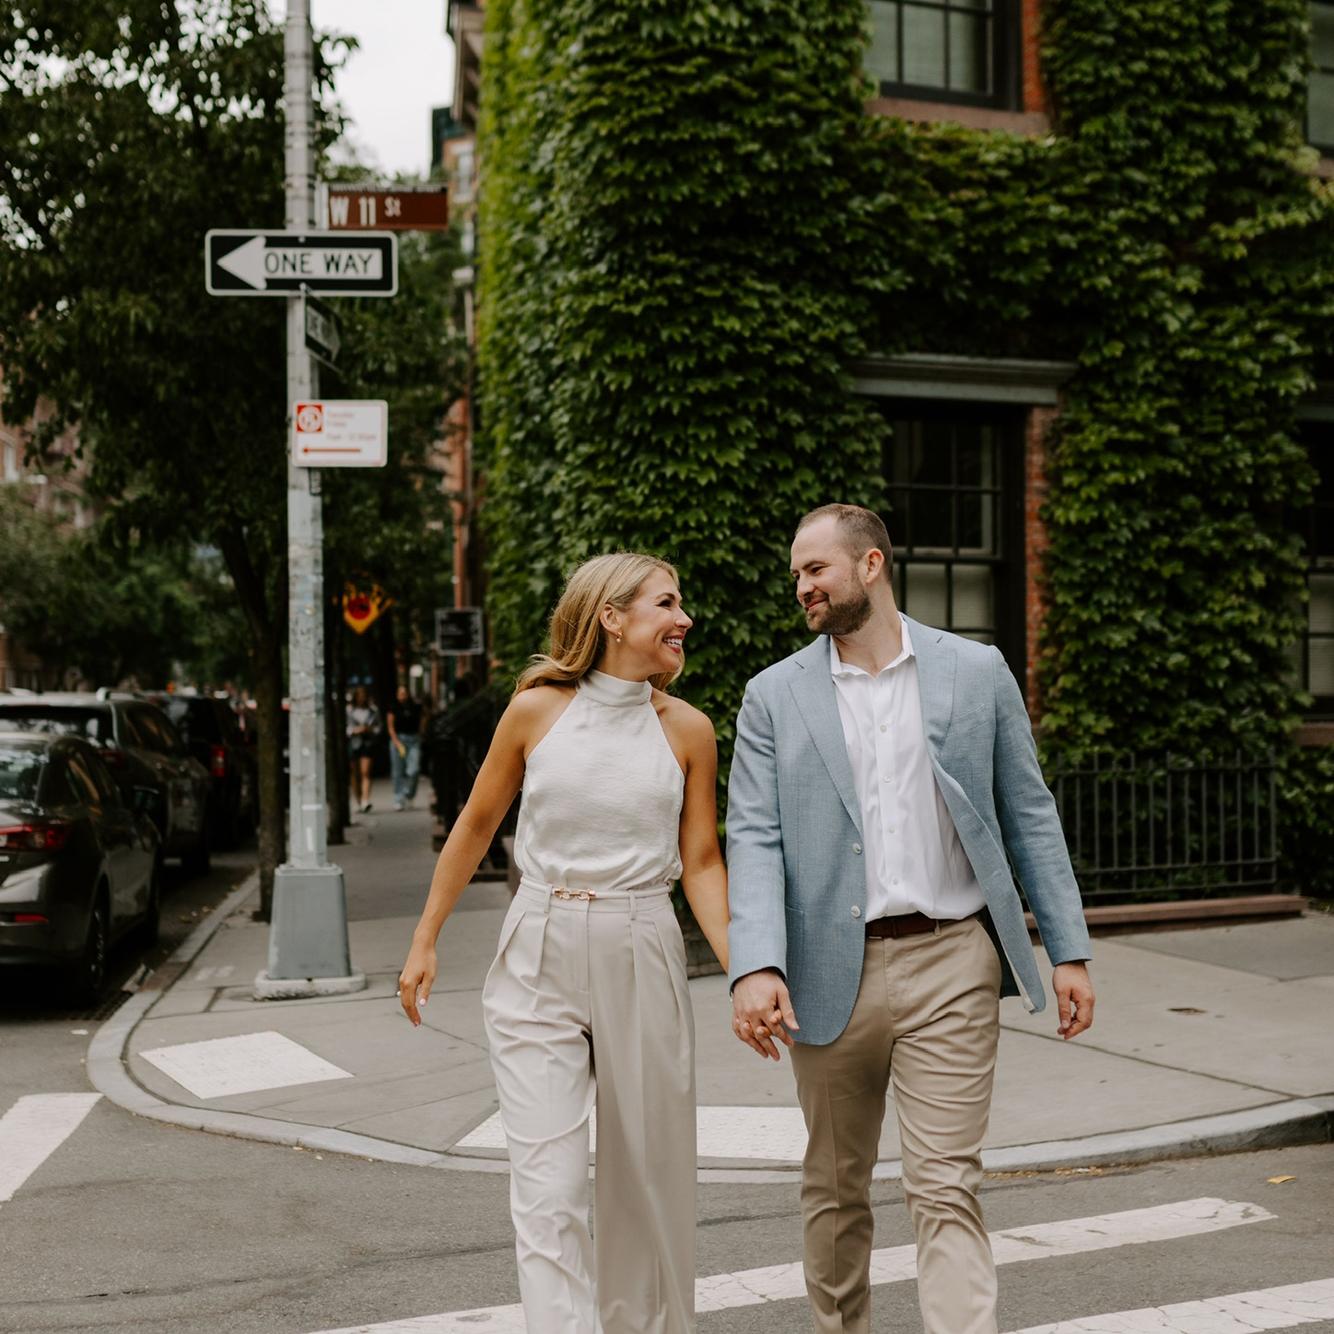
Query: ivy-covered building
447 0 1334 894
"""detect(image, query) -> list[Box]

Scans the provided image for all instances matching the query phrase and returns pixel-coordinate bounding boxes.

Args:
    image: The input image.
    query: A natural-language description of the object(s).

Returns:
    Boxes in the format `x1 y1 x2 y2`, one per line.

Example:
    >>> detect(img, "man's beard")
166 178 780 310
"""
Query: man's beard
808 587 872 637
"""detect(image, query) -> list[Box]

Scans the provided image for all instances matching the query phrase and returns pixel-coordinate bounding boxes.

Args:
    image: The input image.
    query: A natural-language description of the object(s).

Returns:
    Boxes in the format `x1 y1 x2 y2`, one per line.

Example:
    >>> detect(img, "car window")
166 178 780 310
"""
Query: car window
0 705 112 743
116 708 149 748
130 707 180 755
82 748 122 805
66 752 103 806
0 743 45 802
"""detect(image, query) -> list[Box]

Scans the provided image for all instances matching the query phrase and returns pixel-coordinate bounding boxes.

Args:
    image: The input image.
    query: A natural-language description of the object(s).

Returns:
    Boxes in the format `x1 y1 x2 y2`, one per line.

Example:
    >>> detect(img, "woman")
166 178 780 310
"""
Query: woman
346 686 381 813
386 683 425 811
398 552 728 1334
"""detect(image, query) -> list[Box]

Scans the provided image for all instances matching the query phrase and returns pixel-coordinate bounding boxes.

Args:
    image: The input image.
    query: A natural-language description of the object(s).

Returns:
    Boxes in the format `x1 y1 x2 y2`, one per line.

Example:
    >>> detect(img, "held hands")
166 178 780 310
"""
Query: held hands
732 968 799 1060
397 940 437 1027
1053 961 1095 1040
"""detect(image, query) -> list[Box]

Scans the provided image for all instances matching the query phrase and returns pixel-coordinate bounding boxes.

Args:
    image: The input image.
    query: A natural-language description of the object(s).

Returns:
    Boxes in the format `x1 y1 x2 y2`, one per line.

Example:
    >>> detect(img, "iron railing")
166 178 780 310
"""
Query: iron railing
1048 750 1277 902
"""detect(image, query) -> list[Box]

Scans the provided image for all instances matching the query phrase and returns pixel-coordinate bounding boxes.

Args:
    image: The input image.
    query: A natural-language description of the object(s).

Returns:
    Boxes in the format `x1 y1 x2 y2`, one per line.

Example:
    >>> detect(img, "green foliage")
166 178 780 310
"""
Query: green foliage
477 0 1334 885
478 0 889 739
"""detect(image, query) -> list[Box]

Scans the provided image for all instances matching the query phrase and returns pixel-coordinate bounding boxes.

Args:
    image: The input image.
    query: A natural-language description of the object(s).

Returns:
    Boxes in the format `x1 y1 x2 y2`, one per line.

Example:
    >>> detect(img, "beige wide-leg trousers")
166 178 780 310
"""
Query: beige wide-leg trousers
482 879 697 1334
790 915 1003 1334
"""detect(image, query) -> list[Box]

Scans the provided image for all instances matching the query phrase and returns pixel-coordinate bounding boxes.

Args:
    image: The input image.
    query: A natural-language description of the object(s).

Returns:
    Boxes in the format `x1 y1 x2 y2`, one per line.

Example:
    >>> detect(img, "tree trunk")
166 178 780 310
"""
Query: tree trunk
219 526 285 920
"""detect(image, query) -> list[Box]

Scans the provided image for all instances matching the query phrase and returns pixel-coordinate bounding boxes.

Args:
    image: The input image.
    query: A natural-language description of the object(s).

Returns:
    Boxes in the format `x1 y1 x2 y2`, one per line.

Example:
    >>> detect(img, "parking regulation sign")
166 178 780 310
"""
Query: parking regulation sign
292 400 388 468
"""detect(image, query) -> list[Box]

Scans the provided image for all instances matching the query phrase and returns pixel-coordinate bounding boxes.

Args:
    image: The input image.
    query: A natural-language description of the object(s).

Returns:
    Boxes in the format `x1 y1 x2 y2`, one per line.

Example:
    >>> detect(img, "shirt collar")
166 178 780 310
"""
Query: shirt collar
829 614 915 679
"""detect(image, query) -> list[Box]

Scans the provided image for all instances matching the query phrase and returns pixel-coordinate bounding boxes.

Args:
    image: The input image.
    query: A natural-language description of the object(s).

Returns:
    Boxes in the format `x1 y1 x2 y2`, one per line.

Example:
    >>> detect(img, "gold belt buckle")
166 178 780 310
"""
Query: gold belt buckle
552 887 597 901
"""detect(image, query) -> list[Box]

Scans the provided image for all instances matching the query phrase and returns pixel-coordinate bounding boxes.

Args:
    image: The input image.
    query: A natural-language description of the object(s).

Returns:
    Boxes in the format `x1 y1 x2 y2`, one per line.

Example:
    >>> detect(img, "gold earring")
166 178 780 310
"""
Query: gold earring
616 633 623 642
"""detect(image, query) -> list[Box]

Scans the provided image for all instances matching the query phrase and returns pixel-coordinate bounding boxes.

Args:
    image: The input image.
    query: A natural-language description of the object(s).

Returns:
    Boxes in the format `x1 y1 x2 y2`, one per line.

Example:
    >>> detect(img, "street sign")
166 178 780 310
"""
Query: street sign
205 229 397 297
435 608 484 656
292 400 388 468
325 187 449 232
304 295 341 365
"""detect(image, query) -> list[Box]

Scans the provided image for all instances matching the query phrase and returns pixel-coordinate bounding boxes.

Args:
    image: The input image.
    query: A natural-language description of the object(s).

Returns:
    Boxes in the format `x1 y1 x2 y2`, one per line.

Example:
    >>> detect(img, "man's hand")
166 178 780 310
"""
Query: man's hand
732 968 799 1060
1053 961 1094 1040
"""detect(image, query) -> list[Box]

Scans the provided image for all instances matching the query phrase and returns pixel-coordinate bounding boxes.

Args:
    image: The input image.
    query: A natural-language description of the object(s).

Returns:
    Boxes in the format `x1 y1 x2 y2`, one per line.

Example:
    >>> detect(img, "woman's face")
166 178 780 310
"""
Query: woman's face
352 688 368 708
610 572 692 677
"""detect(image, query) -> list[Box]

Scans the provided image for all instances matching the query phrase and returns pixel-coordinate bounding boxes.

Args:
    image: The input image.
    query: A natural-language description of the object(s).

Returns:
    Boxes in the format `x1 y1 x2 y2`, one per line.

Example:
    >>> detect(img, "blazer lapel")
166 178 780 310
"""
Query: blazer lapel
905 615 956 753
788 637 863 836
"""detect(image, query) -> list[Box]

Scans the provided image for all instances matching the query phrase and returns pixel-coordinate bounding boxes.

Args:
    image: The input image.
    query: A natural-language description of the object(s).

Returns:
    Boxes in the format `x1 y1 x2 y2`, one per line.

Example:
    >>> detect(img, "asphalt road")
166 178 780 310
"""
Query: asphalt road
3 845 1332 1334
1 1072 1330 1333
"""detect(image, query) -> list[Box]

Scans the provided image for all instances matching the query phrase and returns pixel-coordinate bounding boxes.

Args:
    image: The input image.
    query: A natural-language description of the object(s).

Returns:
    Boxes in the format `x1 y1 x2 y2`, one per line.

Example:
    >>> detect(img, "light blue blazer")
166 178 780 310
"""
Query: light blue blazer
725 619 1091 1046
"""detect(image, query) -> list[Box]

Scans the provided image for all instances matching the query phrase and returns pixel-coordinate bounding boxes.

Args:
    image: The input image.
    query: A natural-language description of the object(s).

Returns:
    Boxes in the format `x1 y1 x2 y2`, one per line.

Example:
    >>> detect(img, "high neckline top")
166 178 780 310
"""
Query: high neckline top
579 670 653 708
516 668 683 892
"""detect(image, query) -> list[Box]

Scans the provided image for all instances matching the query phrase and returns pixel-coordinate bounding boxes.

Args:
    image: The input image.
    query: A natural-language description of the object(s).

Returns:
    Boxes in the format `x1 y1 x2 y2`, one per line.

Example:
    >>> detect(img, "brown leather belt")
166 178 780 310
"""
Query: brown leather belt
865 911 949 939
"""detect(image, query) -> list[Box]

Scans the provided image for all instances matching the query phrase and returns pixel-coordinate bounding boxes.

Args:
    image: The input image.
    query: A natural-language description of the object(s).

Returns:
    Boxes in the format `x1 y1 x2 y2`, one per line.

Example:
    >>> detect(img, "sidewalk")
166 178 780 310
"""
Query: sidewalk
90 781 1334 1179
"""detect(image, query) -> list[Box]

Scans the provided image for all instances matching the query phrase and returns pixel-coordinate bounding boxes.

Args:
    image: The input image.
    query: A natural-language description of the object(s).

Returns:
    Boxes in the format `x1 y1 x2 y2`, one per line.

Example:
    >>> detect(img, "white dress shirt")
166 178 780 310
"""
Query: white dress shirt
829 618 986 922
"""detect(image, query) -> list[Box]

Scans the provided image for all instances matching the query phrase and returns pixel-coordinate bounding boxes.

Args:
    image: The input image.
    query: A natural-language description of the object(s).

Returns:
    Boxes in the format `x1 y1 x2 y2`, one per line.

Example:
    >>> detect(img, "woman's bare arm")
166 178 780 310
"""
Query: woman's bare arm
674 704 729 970
398 688 566 1024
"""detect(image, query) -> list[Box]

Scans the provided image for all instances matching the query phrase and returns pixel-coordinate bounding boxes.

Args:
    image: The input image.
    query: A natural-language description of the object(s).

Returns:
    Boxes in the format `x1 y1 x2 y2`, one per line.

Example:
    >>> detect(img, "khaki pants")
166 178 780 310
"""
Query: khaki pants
790 916 1002 1334
482 879 697 1334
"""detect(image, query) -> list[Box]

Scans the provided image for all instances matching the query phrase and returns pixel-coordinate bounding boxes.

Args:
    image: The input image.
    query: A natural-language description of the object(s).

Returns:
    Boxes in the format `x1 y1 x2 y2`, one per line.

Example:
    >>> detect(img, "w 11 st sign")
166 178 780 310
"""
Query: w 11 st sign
205 230 397 297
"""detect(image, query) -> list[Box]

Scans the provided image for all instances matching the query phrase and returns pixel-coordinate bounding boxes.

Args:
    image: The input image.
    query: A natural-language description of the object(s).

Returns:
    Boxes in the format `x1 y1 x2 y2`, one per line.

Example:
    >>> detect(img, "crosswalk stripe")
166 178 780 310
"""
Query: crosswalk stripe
307 1196 1274 1333
0 1093 101 1204
1006 1276 1334 1333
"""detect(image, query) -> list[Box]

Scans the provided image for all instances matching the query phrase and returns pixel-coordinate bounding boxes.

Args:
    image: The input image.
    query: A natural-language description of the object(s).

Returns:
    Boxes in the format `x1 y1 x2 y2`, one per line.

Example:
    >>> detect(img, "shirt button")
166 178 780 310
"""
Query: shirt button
851 905 862 919
852 843 862 855
879 724 887 733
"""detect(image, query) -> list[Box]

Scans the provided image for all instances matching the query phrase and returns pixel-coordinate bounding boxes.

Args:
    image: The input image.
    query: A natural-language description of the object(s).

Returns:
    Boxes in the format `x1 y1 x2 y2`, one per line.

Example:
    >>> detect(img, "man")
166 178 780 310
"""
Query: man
726 503 1094 1334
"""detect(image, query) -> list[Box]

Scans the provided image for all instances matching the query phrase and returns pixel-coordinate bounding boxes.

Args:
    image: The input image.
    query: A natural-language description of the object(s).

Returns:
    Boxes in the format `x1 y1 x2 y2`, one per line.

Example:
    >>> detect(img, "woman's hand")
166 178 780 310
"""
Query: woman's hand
398 941 437 1027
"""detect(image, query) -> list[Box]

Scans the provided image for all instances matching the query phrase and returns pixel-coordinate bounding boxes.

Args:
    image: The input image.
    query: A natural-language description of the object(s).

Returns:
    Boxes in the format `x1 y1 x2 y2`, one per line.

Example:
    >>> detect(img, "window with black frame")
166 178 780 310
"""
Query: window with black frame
880 405 1026 680
1294 427 1334 714
866 0 1013 106
1310 2 1334 152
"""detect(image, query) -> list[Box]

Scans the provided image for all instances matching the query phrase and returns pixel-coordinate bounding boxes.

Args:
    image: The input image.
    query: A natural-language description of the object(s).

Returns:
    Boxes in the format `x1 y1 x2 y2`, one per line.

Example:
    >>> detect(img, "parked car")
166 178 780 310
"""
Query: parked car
0 692 211 874
0 731 160 1001
143 692 257 848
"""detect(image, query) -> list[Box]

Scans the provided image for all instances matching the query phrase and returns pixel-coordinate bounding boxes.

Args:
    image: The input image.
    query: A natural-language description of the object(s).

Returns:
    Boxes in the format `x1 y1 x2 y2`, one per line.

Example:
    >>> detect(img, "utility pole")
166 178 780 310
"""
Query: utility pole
254 0 365 999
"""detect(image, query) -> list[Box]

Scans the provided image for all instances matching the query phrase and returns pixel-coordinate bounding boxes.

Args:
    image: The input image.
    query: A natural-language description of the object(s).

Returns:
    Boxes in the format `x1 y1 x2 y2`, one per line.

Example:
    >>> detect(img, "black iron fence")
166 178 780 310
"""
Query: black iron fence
1048 750 1277 902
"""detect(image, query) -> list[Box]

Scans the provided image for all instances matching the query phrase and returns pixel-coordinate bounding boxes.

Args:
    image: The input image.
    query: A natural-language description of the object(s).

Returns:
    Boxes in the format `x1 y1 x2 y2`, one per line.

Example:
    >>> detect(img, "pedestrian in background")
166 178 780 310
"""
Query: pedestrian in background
398 552 730 1334
387 683 425 811
727 504 1095 1334
346 685 381 813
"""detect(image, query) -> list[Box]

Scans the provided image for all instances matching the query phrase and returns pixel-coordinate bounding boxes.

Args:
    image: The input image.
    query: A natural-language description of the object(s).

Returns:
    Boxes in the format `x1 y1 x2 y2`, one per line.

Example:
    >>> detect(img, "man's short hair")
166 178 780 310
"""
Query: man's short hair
796 504 894 577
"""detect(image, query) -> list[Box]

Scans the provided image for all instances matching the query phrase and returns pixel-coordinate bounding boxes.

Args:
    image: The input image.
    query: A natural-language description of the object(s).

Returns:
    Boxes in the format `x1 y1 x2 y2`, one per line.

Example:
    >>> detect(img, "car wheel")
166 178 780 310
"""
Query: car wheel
74 895 109 1007
182 824 211 877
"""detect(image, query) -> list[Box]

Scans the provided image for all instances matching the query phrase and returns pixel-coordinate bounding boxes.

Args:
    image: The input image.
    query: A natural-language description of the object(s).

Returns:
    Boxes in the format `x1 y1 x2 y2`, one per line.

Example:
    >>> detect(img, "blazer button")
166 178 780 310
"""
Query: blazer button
852 843 862 855
851 905 862 918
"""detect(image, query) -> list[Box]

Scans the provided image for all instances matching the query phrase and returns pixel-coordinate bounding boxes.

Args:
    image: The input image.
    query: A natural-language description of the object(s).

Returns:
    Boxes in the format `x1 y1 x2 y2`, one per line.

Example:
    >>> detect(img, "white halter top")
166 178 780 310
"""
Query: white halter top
514 671 685 892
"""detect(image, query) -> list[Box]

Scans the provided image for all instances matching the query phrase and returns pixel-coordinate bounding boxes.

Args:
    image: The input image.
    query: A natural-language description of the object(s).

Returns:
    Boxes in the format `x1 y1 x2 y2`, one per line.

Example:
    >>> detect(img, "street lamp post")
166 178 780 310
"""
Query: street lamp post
254 0 365 999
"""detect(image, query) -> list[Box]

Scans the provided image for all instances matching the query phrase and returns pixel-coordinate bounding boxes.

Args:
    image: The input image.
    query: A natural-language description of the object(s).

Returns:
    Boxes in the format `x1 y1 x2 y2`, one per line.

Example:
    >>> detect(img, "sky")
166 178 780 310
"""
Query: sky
306 2 457 178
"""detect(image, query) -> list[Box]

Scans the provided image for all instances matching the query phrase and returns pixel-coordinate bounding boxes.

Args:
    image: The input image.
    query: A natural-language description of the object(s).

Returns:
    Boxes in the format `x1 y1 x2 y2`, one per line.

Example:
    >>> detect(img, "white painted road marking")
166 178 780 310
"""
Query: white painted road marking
457 1105 810 1161
1008 1277 1334 1332
306 1197 1275 1333
137 1031 353 1099
0 1093 101 1204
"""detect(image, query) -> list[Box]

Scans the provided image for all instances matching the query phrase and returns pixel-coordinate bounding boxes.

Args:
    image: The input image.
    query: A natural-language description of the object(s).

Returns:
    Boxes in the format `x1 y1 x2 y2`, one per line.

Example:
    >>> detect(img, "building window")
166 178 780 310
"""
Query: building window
867 0 1015 106
1296 427 1334 714
880 402 1026 680
1310 3 1334 151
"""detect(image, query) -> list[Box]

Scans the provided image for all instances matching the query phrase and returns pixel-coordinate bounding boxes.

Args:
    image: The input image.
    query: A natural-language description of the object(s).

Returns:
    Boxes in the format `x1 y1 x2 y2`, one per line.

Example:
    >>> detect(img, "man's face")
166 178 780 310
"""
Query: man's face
790 517 872 637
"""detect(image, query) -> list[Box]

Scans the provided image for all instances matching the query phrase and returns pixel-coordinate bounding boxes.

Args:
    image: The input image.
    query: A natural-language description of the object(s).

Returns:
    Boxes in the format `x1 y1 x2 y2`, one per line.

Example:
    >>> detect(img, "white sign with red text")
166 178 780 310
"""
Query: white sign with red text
292 400 388 468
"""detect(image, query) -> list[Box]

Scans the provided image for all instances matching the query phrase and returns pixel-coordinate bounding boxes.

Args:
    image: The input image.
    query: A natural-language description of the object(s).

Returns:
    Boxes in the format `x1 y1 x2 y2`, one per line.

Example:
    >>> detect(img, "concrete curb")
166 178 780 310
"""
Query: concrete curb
88 879 1334 1181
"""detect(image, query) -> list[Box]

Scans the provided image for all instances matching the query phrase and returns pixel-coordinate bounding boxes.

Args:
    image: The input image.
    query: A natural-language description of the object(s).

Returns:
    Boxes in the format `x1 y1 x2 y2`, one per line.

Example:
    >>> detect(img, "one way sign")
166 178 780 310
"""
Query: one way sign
205 230 398 297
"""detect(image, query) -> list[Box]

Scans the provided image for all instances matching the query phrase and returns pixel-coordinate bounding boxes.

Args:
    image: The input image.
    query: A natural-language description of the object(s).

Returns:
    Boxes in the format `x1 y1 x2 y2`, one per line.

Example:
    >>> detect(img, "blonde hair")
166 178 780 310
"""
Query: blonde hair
514 552 682 695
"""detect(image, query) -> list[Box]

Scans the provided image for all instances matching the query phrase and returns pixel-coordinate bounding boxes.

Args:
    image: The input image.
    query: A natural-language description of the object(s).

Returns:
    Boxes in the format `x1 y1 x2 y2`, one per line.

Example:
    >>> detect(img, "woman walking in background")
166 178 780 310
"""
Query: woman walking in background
386 683 425 811
346 686 381 813
397 552 729 1334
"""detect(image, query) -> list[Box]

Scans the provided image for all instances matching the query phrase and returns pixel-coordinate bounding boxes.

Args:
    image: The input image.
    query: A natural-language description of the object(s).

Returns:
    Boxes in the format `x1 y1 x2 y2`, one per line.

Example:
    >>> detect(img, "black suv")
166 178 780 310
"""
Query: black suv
143 692 257 848
0 692 211 873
